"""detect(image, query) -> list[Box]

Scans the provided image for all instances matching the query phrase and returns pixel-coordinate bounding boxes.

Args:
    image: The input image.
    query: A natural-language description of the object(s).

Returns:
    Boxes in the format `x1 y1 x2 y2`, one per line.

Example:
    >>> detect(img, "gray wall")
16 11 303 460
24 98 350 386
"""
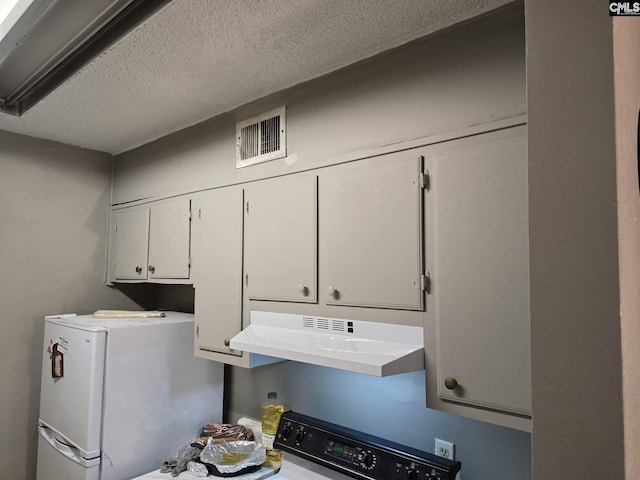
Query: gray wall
227 362 531 479
526 1 629 477
0 132 144 479
112 8 532 480
613 17 640 479
113 6 526 204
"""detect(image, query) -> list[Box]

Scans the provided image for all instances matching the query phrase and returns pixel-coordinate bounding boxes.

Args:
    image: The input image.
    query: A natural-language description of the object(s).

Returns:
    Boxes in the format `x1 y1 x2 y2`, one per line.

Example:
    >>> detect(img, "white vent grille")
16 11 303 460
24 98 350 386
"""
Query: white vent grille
331 319 346 332
317 318 329 330
236 106 286 168
302 316 342 332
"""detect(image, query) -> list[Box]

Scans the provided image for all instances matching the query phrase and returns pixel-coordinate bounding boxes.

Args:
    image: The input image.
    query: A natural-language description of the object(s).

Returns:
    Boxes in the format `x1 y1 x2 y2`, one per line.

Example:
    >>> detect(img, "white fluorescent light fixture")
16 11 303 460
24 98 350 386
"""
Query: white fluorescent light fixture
0 0 34 39
0 0 172 116
230 311 425 377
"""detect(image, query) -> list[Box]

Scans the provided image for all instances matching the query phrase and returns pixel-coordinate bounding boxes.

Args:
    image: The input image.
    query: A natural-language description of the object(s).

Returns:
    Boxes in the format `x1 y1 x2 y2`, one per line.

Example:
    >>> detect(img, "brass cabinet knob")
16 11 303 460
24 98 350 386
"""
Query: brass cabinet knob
327 286 339 299
135 266 142 274
148 265 156 274
223 338 230 347
444 377 458 390
298 284 309 296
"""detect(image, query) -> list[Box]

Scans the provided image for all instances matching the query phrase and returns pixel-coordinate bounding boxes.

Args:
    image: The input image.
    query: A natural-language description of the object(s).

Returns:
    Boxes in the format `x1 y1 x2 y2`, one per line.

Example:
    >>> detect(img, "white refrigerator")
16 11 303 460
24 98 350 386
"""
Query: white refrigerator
36 312 224 480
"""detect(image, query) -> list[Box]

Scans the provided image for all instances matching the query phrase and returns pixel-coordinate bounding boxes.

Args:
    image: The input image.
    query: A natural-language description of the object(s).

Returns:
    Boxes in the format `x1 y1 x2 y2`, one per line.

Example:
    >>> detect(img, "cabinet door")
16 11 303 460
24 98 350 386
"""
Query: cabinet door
320 154 424 310
433 133 531 416
113 208 149 280
194 187 244 356
244 174 317 303
148 198 191 279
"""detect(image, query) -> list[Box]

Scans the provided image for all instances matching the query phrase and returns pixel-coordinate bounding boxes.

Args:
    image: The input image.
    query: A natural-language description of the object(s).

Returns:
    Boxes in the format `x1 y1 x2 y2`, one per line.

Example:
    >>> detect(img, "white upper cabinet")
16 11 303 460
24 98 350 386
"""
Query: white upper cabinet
111 197 191 282
319 153 425 310
244 173 318 303
430 127 531 421
112 207 150 280
147 198 191 279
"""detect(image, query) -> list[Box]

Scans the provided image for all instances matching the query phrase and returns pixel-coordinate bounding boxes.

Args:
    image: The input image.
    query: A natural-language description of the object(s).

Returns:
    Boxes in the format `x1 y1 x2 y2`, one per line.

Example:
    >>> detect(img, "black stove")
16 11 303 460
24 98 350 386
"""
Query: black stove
274 411 461 480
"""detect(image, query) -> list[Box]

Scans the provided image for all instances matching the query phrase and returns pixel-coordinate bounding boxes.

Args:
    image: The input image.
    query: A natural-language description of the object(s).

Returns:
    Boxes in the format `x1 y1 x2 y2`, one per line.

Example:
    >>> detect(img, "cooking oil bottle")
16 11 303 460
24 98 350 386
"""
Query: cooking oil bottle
261 391 284 466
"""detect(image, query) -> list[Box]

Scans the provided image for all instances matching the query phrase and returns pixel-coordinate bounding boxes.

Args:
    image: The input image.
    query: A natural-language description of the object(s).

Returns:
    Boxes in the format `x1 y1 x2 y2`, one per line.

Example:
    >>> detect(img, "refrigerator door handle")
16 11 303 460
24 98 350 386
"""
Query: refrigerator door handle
39 425 100 468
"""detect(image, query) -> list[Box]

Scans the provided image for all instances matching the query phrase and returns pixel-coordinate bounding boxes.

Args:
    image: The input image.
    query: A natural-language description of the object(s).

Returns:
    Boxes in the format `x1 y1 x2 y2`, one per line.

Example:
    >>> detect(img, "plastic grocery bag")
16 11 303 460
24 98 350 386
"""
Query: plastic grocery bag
200 439 266 474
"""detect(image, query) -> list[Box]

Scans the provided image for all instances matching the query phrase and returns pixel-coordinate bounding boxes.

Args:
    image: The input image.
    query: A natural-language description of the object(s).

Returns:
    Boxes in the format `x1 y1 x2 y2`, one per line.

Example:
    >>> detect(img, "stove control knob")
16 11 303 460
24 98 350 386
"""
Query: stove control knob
281 425 292 440
407 468 418 480
362 453 374 468
295 430 305 443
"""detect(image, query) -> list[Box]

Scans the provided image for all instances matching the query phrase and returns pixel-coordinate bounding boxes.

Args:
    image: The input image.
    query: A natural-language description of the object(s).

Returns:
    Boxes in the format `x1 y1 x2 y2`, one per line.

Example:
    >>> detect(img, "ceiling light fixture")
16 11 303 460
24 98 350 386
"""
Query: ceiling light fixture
0 0 35 39
0 0 172 117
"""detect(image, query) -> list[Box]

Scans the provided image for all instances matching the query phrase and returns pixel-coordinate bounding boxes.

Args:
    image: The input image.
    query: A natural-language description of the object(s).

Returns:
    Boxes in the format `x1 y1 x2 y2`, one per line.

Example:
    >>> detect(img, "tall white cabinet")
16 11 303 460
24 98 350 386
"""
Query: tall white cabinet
192 187 244 357
425 125 531 430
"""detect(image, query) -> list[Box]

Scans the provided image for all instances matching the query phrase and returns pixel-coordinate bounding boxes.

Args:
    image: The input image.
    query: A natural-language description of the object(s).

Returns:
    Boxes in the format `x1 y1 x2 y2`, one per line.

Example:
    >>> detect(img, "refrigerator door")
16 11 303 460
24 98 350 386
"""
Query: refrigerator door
37 425 100 480
39 318 106 458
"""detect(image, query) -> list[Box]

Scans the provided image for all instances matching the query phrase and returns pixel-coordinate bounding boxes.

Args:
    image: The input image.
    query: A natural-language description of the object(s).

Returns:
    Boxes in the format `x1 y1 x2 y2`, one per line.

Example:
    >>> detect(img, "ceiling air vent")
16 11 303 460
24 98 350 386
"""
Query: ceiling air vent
236 106 286 168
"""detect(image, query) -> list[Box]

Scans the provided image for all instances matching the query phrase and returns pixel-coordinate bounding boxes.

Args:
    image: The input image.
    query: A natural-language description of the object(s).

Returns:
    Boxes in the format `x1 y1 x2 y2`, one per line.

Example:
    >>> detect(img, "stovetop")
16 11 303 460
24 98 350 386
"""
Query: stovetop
272 454 353 480
273 411 461 480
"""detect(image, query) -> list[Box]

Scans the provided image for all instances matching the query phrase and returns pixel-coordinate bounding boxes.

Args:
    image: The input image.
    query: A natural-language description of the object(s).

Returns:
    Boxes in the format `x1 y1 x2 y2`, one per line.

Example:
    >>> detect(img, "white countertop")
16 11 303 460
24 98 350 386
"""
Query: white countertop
131 465 278 480
130 450 350 480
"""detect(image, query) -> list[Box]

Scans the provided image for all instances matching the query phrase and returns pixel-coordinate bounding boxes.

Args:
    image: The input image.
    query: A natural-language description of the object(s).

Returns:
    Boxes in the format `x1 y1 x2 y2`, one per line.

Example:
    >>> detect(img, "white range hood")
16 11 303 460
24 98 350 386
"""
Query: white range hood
229 311 424 377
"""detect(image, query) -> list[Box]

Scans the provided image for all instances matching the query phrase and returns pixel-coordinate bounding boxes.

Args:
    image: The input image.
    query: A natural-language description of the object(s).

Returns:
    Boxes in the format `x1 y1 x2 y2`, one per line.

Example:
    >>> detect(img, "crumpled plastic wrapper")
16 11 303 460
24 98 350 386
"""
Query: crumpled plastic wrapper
199 423 254 444
187 460 209 477
160 442 204 477
200 440 266 474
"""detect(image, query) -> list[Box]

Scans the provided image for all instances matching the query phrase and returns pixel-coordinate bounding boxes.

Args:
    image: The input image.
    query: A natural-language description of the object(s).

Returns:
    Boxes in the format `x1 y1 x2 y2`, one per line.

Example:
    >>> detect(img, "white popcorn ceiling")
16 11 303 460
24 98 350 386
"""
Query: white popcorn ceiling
0 0 512 154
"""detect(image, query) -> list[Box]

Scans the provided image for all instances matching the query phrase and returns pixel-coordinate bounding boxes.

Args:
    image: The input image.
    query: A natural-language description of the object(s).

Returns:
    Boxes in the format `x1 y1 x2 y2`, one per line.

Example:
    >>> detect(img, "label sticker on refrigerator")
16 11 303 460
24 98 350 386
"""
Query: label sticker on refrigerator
56 336 68 354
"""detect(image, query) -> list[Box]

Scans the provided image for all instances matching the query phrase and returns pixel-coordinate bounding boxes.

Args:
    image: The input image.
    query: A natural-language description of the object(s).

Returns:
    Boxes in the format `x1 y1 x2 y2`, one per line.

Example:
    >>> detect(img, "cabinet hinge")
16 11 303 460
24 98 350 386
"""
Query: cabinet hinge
114 224 118 232
198 208 201 220
421 272 431 293
244 272 249 287
420 170 430 191
188 210 192 221
112 261 116 271
245 201 249 214
196 324 199 338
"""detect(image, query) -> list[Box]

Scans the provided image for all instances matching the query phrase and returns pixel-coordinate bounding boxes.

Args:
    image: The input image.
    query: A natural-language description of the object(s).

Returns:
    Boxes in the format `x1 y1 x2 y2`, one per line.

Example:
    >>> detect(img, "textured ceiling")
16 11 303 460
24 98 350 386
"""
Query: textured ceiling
0 0 512 154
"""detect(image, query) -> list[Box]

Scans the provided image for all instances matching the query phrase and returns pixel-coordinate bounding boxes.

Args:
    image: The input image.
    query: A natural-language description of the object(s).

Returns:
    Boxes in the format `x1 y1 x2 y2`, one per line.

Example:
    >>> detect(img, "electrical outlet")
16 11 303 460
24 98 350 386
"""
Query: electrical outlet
435 438 455 460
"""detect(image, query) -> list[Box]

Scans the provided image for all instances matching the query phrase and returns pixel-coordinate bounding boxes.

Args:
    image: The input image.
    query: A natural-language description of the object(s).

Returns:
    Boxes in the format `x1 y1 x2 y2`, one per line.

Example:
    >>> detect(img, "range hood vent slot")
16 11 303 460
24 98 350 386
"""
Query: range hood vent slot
230 311 425 377
236 106 286 168
302 316 347 333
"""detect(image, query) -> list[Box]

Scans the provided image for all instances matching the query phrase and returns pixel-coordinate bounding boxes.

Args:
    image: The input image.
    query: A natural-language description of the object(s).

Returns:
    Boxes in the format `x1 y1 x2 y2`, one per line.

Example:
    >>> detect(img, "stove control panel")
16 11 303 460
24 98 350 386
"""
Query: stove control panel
274 411 461 480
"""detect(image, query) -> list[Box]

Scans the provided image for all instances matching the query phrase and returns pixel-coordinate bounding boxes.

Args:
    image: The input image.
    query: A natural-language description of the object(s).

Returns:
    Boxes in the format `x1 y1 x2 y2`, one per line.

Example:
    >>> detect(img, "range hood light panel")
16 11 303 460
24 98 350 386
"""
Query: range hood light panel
229 311 425 377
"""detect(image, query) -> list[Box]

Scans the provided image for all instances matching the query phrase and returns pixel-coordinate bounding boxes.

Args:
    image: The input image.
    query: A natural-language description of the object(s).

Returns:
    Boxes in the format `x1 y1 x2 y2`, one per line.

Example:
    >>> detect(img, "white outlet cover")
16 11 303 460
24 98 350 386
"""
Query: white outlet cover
435 438 455 460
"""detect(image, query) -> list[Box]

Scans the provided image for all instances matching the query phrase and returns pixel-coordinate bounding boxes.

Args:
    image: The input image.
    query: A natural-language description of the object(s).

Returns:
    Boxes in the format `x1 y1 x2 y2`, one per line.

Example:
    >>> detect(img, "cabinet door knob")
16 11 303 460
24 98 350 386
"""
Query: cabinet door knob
135 266 142 274
148 265 156 274
327 286 339 299
298 284 309 296
444 377 458 390
223 338 230 347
